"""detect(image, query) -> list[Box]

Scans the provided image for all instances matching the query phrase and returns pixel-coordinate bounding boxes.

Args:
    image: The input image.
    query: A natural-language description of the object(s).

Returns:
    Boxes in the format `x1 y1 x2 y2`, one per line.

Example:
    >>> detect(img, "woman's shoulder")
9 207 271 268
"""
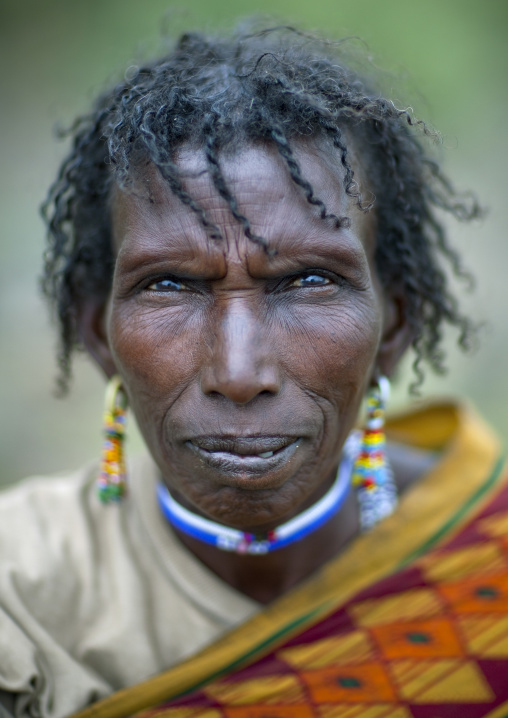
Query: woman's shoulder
0 463 105 572
386 398 504 497
0 462 117 646
0 463 97 553
0 456 156 594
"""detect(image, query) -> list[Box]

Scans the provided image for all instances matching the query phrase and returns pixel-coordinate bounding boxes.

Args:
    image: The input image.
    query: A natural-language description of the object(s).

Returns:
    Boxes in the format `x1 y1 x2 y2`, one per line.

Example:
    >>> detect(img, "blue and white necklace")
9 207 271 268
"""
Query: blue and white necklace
157 434 361 555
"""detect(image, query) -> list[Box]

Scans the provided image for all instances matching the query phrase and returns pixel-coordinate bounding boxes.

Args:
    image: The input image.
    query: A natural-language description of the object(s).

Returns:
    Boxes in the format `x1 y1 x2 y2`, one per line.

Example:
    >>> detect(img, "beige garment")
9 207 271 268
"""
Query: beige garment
0 456 259 718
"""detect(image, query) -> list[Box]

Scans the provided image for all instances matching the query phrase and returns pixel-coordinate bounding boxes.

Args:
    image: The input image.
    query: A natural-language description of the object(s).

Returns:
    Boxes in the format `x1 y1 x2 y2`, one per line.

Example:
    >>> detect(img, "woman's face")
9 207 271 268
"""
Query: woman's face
95 141 406 532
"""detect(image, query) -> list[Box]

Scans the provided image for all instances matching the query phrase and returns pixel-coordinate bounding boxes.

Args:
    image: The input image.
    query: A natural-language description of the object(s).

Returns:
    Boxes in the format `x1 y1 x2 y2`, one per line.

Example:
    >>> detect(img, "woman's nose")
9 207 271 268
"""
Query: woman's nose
200 301 281 405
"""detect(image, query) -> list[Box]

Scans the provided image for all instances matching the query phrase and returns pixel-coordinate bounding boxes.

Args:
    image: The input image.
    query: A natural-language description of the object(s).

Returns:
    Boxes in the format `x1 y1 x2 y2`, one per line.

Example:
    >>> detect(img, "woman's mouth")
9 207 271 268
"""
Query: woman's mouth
185 436 301 482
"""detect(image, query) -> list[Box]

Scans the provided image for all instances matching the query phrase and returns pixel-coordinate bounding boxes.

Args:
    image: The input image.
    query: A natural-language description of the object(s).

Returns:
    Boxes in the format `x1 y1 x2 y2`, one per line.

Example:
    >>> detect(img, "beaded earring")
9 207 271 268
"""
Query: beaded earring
97 375 128 504
352 376 398 530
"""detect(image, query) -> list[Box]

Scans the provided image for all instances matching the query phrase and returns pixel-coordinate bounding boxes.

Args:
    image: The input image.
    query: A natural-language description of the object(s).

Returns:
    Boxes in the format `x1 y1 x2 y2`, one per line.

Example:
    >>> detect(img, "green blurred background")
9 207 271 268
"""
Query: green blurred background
1 0 507 487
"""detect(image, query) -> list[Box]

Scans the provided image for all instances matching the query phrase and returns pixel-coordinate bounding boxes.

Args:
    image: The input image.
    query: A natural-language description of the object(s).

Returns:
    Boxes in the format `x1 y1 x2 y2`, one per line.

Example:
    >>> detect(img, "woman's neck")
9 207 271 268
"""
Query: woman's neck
172 488 360 604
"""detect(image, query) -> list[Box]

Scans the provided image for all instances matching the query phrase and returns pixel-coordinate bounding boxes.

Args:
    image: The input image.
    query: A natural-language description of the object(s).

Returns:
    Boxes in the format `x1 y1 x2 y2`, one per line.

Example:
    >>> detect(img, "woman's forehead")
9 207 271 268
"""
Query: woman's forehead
110 140 376 264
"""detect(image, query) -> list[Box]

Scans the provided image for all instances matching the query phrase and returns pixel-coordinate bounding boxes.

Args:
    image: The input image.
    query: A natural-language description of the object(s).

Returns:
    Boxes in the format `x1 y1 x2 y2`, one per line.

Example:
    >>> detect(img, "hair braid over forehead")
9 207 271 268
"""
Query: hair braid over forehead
41 25 480 393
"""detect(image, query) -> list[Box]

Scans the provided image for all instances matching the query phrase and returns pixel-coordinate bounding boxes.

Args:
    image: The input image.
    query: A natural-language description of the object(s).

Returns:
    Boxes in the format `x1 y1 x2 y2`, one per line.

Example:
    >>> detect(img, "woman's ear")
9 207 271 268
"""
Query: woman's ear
77 297 118 379
376 288 414 378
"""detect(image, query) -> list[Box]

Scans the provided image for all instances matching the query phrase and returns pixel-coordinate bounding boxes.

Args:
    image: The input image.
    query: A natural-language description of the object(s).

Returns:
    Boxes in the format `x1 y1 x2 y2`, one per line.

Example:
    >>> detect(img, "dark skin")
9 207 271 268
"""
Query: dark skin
81 140 416 604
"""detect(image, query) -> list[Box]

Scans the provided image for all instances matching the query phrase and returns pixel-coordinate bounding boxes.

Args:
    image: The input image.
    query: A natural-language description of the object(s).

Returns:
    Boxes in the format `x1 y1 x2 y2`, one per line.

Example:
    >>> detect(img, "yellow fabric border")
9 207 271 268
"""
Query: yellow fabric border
71 401 504 718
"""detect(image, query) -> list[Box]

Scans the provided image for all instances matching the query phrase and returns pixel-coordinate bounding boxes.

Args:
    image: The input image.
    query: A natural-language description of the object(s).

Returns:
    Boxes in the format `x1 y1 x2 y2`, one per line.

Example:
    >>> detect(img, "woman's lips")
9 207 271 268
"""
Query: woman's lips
185 436 301 481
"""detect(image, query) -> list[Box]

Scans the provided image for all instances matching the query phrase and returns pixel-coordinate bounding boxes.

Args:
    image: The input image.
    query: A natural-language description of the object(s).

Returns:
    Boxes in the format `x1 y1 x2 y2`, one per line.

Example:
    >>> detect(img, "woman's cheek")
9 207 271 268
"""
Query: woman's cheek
277 299 382 389
109 302 204 391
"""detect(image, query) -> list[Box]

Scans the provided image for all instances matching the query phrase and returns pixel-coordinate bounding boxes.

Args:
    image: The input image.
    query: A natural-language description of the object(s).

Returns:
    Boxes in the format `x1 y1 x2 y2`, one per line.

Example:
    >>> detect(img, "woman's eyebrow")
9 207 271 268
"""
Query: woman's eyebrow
114 237 228 281
250 235 369 271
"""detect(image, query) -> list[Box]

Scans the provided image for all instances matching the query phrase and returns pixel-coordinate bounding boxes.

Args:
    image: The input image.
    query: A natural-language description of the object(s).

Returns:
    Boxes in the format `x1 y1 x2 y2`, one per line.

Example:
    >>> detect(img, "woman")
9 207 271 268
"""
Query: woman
1 26 506 718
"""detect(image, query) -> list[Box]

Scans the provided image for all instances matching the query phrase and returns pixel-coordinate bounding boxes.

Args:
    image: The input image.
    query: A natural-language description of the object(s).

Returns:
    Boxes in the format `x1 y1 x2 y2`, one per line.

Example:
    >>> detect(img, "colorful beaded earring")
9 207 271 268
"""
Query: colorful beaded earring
352 376 397 530
97 375 128 504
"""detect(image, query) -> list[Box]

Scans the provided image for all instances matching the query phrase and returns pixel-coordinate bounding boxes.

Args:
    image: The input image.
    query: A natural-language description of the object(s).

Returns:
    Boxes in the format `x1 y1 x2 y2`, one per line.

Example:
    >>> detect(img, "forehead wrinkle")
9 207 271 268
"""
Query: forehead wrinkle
135 142 350 233
220 179 366 268
112 188 227 275
214 147 359 243
114 140 375 278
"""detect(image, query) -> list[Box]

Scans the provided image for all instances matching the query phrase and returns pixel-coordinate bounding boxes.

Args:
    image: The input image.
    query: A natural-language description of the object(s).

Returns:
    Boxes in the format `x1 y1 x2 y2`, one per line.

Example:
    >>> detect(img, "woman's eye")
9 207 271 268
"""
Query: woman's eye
146 278 188 292
290 274 332 288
